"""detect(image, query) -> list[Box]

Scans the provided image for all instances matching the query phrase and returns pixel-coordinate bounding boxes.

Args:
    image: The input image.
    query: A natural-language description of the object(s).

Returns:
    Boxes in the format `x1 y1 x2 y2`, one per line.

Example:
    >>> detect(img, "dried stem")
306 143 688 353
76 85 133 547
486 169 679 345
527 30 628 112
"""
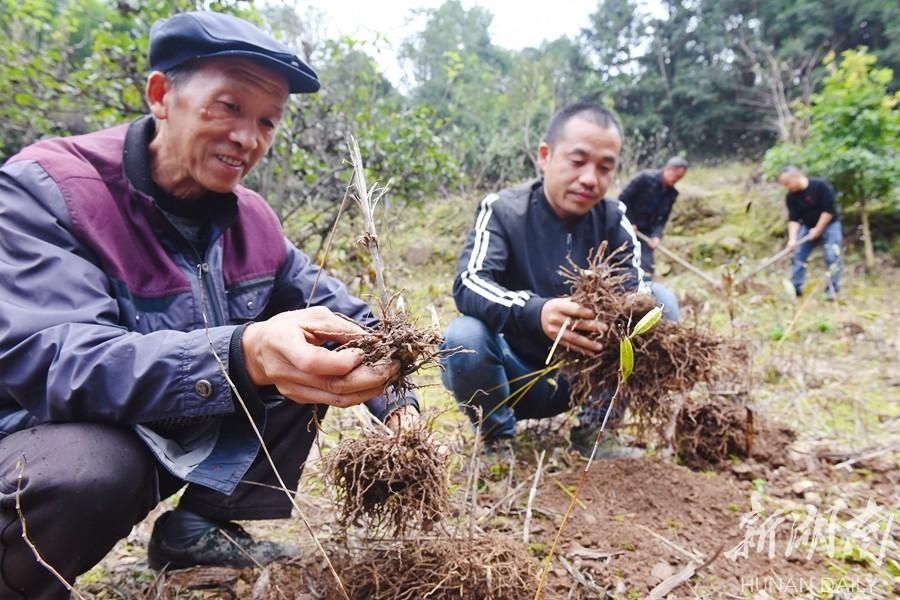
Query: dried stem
306 175 353 309
534 377 624 600
522 450 546 544
348 136 389 311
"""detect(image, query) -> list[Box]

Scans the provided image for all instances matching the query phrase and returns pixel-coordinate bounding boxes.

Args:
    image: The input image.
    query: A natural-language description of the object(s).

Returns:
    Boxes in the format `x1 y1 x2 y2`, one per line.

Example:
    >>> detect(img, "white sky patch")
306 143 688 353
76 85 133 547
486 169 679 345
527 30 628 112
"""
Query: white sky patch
306 0 601 85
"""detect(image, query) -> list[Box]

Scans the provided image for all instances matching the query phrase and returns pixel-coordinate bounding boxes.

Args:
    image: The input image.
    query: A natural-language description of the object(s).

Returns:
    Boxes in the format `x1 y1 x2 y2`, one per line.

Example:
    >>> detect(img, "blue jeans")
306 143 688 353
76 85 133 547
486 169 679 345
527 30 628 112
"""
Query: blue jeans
649 282 680 321
441 315 632 441
440 316 572 440
792 221 842 297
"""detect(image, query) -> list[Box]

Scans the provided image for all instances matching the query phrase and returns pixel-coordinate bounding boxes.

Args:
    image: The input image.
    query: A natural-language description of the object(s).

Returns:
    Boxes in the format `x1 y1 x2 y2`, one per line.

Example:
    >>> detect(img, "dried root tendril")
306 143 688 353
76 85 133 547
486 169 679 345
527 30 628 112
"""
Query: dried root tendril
340 294 462 396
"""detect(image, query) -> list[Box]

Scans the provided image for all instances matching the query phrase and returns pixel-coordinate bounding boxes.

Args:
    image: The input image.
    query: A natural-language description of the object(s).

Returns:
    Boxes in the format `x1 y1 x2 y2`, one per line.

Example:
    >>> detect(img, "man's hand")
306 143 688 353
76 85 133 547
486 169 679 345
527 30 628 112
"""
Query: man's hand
385 404 420 432
807 228 822 241
787 238 798 252
541 298 607 356
241 307 398 408
648 236 661 250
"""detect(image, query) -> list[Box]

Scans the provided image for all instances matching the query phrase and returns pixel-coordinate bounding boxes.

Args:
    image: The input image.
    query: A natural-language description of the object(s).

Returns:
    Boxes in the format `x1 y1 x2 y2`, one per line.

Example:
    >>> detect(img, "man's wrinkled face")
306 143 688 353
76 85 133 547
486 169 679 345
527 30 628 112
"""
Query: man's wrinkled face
159 57 289 196
538 117 622 222
662 166 686 187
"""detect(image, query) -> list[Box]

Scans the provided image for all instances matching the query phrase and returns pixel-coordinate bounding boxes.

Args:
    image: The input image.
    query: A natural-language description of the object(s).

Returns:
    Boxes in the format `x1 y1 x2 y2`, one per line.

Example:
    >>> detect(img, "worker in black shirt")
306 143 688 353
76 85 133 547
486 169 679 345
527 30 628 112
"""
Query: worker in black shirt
617 157 687 320
777 167 842 299
618 157 688 278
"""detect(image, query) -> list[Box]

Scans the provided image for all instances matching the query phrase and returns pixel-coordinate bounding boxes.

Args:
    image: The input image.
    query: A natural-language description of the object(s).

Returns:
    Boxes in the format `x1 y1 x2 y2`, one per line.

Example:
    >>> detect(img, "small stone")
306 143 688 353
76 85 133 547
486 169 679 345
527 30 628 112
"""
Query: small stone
791 479 817 496
651 561 676 582
803 491 823 504
403 241 432 265
731 463 755 480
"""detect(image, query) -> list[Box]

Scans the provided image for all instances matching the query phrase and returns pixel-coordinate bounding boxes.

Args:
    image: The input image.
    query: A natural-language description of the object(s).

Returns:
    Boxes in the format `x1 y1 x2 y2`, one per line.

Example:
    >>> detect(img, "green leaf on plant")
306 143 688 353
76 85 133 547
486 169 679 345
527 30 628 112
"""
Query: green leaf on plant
619 337 634 383
631 306 663 337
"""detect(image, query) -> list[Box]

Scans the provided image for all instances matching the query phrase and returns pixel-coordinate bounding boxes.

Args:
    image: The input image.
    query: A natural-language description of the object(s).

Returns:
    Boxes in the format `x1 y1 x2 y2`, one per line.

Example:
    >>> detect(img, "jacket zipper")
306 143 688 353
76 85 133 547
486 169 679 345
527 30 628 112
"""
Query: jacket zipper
566 232 573 258
150 204 226 326
197 260 226 326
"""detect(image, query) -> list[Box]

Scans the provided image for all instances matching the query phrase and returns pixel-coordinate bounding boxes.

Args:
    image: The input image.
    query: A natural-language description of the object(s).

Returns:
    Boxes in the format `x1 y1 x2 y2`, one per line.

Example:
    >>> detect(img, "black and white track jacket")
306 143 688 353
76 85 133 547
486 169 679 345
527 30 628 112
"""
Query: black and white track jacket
452 179 646 365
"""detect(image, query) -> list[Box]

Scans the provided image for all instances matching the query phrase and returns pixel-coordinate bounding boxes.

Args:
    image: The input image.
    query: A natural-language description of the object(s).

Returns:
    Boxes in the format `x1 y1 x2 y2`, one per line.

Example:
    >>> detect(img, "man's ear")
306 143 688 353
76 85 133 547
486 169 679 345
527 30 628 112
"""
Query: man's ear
537 142 551 172
145 71 172 119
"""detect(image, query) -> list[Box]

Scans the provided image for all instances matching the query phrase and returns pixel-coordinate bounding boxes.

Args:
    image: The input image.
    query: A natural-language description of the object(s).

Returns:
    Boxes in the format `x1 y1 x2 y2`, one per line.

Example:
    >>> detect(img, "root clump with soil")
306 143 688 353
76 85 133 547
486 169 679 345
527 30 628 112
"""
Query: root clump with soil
322 424 449 536
676 400 796 469
340 296 446 397
558 244 741 432
262 535 540 600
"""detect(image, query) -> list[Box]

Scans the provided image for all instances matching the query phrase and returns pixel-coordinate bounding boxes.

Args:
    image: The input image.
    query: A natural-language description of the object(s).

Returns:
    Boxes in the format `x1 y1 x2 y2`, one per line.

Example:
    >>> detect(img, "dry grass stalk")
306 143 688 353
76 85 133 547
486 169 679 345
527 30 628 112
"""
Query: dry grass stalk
557 243 741 434
348 136 390 309
197 268 350 599
322 424 450 537
15 459 88 600
342 138 462 394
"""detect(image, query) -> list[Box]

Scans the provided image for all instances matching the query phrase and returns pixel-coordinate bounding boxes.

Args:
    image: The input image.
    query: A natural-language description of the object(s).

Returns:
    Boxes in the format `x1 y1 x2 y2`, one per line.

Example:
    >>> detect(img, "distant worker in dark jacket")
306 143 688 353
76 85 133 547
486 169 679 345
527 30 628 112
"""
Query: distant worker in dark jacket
440 102 666 460
0 11 417 597
777 166 842 299
618 157 688 278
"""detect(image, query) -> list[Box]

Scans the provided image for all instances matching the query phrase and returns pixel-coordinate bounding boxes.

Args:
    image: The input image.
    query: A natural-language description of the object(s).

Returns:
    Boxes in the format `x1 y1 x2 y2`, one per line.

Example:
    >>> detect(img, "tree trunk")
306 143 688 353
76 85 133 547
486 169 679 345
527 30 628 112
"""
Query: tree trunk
860 197 875 271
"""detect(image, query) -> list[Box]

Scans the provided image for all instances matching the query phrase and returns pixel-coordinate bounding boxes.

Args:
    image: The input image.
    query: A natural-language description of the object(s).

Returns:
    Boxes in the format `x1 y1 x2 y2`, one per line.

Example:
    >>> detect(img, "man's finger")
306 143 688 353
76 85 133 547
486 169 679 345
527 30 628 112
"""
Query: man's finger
562 330 603 355
558 300 595 320
572 319 608 335
279 382 388 408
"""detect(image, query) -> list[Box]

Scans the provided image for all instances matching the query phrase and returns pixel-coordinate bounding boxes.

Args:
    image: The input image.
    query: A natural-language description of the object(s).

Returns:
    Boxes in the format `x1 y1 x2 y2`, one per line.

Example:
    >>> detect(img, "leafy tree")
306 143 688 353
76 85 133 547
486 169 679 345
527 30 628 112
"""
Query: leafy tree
0 0 249 157
764 48 900 269
401 0 586 190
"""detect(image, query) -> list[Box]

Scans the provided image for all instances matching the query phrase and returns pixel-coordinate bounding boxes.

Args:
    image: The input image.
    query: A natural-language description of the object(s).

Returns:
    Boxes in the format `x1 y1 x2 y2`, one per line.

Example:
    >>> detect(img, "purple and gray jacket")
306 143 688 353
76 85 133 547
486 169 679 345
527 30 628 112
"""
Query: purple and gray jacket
0 117 413 493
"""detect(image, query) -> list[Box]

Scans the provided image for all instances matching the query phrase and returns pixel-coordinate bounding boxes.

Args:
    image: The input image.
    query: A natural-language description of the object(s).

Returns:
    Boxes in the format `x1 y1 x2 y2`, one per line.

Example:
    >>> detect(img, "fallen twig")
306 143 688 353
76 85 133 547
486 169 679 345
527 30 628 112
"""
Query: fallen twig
634 523 703 562
647 562 696 600
15 458 88 600
558 555 607 597
523 450 546 544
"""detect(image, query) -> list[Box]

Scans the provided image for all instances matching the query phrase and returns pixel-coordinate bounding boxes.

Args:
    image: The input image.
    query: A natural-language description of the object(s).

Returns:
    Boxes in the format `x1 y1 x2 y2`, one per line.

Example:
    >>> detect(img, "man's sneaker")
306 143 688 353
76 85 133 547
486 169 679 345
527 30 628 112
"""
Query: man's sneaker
148 511 297 571
569 425 644 460
478 436 515 478
481 437 515 461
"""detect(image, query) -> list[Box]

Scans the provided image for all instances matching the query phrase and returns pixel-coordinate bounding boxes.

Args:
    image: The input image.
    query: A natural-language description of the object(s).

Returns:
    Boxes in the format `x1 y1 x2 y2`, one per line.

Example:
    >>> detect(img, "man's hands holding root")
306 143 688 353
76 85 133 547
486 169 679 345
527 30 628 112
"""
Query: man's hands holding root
540 298 608 356
241 306 399 408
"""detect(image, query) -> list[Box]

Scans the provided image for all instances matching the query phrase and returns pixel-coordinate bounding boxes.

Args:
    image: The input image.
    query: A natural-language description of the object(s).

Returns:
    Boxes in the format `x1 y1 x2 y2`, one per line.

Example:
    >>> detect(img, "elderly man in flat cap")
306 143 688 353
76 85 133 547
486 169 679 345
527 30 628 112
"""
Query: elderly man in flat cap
0 11 417 595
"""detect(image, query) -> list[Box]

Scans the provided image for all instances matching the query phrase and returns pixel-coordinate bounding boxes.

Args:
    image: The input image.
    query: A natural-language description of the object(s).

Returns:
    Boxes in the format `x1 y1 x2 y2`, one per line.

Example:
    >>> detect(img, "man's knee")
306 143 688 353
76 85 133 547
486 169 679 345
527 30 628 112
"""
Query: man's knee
442 315 495 352
3 423 159 516
0 424 160 596
649 282 680 322
440 316 503 393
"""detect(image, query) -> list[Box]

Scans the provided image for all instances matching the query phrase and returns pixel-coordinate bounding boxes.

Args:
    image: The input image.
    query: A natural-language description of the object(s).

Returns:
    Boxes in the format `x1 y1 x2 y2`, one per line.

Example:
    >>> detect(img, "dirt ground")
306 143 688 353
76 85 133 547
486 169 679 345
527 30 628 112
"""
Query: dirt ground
74 253 899 597
78 419 898 599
